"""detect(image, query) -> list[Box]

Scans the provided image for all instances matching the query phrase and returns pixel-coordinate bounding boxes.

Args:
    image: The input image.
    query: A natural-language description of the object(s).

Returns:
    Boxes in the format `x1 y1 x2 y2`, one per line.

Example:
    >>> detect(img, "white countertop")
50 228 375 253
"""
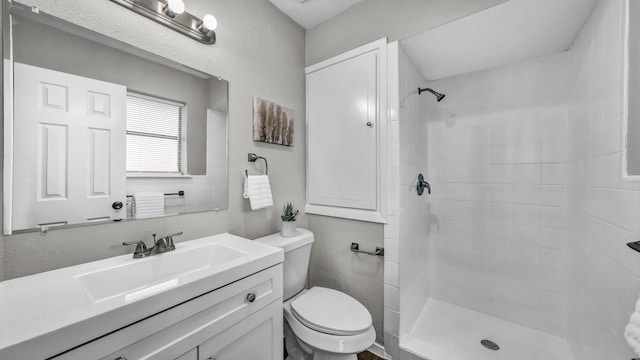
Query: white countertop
0 233 283 359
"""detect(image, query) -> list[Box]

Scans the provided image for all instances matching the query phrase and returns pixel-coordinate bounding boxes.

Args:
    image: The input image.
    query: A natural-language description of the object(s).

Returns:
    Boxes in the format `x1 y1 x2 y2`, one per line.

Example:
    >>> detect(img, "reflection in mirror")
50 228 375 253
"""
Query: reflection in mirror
4 2 229 234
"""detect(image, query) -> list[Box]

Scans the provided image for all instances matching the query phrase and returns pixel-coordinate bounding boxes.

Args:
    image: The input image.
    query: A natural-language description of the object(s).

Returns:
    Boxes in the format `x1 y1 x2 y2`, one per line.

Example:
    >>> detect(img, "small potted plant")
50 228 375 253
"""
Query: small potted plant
280 202 300 238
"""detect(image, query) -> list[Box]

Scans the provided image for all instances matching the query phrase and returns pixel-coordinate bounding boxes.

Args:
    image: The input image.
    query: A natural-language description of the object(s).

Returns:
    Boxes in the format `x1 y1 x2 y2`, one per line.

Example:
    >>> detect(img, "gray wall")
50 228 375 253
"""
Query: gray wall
307 215 384 344
305 0 509 66
2 0 306 279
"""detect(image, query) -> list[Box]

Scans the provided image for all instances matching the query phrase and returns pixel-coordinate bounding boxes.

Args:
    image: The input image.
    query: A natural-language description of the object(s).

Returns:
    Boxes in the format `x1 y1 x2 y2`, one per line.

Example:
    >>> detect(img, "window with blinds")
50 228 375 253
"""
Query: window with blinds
126 92 184 173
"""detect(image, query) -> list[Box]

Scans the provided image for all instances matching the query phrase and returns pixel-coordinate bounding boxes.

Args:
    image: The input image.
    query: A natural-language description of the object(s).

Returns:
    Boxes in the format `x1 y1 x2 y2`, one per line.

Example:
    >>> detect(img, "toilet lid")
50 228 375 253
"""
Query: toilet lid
290 287 372 336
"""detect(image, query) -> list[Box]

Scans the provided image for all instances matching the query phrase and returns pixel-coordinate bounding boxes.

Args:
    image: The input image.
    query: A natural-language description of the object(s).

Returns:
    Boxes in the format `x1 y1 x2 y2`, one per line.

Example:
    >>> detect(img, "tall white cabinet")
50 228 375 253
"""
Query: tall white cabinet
305 39 387 223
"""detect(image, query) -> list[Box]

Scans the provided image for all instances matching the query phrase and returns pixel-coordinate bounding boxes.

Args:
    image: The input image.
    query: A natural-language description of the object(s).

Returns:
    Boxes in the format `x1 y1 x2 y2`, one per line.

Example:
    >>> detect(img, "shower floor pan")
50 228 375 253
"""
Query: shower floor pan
400 298 573 360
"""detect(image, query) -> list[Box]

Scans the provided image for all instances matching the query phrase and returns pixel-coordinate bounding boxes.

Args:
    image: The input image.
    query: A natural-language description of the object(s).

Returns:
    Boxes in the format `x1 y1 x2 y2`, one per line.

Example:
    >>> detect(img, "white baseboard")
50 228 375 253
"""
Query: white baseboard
367 342 388 359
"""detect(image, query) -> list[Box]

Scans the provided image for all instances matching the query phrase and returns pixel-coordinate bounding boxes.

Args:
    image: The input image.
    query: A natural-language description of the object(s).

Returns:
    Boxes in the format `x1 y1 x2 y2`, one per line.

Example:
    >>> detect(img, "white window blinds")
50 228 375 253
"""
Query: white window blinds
126 92 184 173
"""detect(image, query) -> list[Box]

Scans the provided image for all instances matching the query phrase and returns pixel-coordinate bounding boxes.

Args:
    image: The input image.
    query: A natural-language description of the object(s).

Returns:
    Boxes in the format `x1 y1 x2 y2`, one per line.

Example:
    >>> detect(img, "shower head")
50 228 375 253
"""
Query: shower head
418 87 446 102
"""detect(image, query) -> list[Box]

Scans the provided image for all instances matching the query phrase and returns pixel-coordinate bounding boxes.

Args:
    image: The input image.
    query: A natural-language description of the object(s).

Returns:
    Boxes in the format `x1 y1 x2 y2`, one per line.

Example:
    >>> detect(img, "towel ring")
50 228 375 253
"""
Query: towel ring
246 153 268 176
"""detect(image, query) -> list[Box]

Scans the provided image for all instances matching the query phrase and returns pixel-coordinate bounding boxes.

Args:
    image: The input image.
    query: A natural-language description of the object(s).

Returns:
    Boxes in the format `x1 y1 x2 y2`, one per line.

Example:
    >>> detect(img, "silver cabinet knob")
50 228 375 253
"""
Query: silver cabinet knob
246 292 256 303
366 121 374 127
114 357 128 360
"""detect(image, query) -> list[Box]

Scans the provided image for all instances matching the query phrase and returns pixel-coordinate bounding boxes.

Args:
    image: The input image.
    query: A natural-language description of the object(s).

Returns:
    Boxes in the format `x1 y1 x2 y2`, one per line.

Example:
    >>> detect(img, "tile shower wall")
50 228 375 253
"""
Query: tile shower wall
383 42 402 360
419 50 574 337
567 0 640 358
389 0 640 358
384 43 432 359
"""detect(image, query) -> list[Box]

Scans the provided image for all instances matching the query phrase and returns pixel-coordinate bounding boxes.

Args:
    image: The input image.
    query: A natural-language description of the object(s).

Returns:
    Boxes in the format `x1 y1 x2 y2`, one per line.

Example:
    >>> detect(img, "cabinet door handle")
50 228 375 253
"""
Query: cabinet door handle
206 357 216 360
246 292 256 303
114 357 127 360
366 121 374 127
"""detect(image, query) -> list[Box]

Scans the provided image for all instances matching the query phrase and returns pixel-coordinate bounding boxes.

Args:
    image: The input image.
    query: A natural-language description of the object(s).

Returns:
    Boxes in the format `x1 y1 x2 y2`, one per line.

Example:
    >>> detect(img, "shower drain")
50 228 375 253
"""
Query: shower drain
481 339 500 351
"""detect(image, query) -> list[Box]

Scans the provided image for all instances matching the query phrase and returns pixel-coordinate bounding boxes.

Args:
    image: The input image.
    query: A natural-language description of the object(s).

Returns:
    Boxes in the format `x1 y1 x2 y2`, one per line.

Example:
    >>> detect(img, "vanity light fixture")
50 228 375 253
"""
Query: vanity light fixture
200 14 218 33
110 0 217 44
164 0 185 18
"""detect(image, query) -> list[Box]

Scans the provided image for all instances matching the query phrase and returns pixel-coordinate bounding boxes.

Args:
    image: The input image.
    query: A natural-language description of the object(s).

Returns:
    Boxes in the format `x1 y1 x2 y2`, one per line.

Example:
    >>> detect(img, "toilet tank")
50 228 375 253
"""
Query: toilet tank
255 229 314 301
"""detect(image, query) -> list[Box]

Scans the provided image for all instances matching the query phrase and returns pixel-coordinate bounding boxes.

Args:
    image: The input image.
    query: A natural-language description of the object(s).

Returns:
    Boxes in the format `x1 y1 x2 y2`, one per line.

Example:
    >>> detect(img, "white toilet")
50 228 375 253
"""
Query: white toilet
256 228 375 360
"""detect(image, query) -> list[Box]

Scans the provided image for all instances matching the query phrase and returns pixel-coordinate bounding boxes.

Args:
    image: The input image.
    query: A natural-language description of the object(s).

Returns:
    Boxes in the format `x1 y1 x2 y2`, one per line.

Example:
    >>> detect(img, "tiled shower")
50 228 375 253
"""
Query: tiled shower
384 0 640 358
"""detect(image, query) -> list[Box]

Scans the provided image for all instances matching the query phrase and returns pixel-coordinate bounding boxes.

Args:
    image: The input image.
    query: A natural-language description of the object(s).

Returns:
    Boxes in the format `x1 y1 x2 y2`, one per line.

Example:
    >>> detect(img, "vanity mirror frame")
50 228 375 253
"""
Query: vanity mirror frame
2 1 229 235
621 0 640 182
622 0 632 179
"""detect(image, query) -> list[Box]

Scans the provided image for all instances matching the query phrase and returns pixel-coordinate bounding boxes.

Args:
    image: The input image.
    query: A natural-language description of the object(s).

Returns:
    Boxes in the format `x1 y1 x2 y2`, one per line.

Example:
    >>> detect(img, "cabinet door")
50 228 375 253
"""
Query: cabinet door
306 39 386 223
198 301 282 360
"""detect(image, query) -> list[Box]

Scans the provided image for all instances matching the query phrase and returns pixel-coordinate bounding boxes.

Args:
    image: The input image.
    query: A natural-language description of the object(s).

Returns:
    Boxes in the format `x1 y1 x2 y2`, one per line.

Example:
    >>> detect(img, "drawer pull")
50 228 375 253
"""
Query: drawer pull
246 292 256 303
206 357 216 360
114 357 127 360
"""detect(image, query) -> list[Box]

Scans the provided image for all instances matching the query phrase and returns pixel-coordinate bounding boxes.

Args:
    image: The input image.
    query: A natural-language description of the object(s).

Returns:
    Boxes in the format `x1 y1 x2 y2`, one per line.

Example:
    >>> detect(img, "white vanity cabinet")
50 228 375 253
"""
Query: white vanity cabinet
0 234 284 360
56 265 283 360
305 38 387 223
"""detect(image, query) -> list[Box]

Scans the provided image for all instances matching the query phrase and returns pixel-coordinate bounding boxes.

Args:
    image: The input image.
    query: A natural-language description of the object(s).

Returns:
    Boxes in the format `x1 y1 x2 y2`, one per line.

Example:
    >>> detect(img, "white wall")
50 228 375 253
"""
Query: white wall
415 50 574 337
566 0 640 358
1 0 306 279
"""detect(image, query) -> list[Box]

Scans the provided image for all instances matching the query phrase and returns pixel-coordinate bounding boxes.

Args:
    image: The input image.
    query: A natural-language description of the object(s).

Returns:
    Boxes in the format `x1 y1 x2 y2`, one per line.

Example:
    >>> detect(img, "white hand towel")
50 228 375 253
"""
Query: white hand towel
625 296 640 356
243 175 273 210
133 192 165 218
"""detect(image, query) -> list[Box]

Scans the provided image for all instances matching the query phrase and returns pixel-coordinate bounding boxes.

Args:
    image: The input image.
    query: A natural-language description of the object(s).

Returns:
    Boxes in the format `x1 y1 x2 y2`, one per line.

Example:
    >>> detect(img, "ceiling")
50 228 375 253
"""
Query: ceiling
268 0 362 29
270 0 600 81
401 0 600 81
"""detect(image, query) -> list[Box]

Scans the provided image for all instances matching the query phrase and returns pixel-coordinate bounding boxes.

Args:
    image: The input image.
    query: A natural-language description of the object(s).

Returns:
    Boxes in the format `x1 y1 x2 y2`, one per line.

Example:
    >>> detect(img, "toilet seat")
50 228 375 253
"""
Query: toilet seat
290 287 372 336
284 288 376 356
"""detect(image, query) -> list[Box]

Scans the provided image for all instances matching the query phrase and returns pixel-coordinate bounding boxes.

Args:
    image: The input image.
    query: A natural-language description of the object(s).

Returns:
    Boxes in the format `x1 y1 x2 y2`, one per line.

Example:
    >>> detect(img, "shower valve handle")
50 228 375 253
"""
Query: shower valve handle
417 173 431 196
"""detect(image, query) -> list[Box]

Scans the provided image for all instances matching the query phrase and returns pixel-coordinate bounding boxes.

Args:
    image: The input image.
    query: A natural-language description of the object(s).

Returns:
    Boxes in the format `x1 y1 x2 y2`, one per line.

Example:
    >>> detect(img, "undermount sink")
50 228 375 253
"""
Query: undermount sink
75 242 248 302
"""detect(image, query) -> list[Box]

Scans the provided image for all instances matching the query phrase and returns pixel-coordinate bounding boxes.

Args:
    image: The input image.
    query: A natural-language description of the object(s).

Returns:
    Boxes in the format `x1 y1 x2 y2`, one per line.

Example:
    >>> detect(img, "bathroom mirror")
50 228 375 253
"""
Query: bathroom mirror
3 2 229 234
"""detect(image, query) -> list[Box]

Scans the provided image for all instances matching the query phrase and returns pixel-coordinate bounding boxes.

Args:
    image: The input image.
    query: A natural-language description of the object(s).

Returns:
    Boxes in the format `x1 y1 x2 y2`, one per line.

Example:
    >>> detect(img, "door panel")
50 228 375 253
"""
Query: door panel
40 123 68 199
88 128 111 196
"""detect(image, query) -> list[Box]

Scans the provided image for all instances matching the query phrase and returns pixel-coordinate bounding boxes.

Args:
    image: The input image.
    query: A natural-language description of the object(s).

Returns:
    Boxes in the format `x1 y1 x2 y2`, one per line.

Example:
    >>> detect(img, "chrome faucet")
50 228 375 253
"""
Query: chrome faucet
122 231 183 258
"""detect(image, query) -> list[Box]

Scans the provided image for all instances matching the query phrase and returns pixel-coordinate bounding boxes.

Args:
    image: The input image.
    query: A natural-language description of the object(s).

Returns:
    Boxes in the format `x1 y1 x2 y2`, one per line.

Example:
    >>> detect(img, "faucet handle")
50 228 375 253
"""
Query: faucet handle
164 231 183 251
122 240 151 258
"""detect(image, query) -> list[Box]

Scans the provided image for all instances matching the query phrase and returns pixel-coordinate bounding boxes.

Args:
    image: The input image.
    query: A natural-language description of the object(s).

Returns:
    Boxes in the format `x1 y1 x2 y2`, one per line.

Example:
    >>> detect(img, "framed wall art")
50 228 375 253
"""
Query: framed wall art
252 97 294 146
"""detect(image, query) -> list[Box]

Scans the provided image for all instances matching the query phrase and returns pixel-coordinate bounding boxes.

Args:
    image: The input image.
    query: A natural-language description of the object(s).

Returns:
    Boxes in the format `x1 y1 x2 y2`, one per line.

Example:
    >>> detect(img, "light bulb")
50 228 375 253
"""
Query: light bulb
165 0 185 17
202 14 218 31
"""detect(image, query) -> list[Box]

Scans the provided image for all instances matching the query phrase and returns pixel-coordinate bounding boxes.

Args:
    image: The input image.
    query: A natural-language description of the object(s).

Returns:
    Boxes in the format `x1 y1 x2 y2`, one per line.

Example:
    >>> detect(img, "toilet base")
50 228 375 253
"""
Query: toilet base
311 353 356 360
284 319 359 360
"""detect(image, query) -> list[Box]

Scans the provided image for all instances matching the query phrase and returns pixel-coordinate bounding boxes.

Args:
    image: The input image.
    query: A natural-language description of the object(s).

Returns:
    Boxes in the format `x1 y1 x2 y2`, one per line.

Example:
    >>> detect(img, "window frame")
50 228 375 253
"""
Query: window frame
125 91 188 176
